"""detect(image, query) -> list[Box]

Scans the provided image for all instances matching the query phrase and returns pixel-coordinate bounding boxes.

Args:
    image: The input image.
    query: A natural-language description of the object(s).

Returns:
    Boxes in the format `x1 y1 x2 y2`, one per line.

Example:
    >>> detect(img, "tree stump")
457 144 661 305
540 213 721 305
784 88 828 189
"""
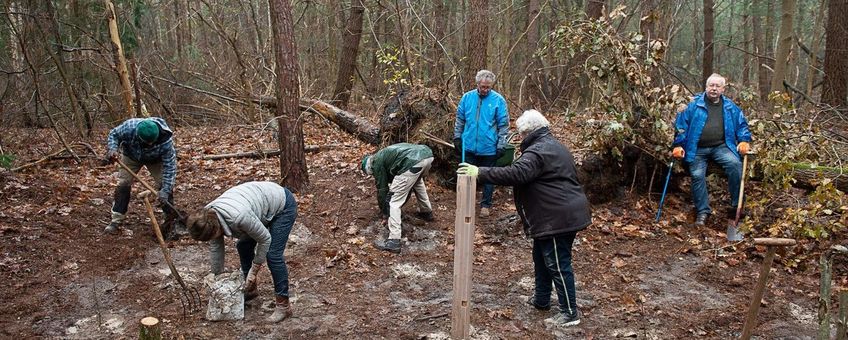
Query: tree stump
138 316 161 340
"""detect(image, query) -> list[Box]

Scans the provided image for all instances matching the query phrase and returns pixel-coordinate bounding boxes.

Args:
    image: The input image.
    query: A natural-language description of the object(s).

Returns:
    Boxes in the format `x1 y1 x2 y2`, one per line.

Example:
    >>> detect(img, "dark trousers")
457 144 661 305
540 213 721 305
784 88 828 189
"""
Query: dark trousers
532 232 578 315
237 188 297 297
465 153 497 208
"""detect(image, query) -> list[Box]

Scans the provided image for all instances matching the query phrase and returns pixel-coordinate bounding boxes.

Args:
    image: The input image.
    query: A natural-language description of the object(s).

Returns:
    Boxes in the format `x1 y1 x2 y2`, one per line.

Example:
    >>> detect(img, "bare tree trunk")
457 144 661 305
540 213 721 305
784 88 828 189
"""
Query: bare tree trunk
761 0 775 97
805 1 826 97
770 0 796 93
332 0 365 108
753 0 768 101
743 13 751 87
523 0 541 108
427 0 446 87
105 0 135 118
586 0 604 19
269 0 309 191
821 0 848 109
702 0 714 85
465 0 489 89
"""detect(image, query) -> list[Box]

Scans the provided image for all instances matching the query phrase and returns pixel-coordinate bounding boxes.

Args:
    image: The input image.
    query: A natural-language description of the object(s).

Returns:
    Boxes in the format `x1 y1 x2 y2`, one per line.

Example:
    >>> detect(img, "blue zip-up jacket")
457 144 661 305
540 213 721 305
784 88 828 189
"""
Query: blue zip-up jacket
107 117 177 194
672 93 752 162
453 89 509 156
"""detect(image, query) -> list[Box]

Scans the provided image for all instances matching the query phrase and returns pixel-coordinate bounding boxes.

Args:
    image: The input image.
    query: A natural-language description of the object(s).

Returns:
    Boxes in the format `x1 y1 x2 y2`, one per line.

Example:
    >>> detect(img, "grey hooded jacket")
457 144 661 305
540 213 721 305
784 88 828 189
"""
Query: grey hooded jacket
205 181 288 274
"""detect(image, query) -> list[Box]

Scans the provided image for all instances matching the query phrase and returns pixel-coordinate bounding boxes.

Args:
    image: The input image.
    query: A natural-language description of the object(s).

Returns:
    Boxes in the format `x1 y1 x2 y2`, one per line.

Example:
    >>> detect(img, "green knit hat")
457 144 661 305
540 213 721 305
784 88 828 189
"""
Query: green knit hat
136 119 159 143
360 155 372 175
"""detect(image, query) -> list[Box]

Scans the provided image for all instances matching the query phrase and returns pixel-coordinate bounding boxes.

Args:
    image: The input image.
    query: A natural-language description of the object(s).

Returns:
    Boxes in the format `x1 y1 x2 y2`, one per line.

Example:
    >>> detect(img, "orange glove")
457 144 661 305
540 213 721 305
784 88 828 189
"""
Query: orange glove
671 147 685 159
737 142 750 155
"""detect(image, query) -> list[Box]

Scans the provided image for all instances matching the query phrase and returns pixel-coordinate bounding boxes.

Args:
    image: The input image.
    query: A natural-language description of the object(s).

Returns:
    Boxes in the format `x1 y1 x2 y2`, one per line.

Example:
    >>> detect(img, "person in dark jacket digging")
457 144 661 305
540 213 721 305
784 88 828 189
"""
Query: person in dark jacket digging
361 143 435 254
103 117 183 238
186 181 297 323
457 109 592 328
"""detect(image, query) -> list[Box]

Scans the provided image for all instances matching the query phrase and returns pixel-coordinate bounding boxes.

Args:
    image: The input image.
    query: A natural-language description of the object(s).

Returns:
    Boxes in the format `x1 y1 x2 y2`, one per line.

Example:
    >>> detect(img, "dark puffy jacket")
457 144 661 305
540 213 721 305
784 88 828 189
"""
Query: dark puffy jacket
478 127 591 238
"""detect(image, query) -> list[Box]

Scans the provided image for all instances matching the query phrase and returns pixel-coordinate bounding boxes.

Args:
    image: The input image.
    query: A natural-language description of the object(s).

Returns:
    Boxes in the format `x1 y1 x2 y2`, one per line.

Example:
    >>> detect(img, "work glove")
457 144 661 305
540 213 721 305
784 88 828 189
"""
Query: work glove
456 162 479 176
105 149 119 164
495 148 505 160
244 263 262 292
453 138 463 156
158 190 170 207
671 147 685 159
737 142 751 155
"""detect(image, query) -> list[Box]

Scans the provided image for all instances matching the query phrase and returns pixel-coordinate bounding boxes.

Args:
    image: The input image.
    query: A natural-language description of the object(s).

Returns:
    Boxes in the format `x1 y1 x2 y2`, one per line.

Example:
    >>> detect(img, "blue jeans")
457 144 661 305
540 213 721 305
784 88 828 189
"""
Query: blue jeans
532 232 578 316
465 153 497 208
237 188 297 297
686 145 742 216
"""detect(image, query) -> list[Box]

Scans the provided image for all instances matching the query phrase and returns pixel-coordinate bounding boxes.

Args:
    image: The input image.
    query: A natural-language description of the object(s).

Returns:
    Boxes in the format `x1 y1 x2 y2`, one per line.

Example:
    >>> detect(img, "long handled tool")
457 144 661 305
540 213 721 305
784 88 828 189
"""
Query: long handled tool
727 152 753 241
740 238 796 340
113 157 185 221
655 159 675 222
140 190 200 317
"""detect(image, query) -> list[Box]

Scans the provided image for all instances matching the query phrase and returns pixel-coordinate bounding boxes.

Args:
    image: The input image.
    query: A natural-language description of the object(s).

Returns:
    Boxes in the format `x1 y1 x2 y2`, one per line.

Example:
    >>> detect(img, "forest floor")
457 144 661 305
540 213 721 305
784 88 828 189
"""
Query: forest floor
1 114 845 339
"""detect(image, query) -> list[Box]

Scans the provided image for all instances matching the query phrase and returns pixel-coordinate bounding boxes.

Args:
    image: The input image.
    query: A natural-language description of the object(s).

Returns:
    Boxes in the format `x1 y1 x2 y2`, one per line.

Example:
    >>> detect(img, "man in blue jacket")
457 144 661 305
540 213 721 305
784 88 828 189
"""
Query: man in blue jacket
672 73 752 226
453 70 510 217
103 117 180 237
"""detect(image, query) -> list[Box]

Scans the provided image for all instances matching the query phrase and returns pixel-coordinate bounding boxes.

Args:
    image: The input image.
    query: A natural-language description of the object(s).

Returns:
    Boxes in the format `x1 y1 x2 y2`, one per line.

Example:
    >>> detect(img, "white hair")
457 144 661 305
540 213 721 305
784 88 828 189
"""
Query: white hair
475 70 496 84
705 73 726 87
516 109 549 135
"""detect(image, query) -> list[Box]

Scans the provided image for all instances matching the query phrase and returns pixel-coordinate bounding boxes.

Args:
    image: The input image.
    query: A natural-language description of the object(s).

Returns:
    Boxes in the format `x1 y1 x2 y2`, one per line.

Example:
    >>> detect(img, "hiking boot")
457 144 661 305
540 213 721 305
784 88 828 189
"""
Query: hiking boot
415 211 434 222
526 296 551 311
104 221 120 234
267 295 292 322
480 207 491 218
695 213 709 226
374 238 401 254
545 311 581 328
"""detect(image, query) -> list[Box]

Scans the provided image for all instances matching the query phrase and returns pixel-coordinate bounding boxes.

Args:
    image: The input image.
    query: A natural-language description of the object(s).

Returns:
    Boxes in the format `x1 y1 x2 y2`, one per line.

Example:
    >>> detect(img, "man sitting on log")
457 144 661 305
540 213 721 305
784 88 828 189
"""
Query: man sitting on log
361 143 435 254
671 73 752 225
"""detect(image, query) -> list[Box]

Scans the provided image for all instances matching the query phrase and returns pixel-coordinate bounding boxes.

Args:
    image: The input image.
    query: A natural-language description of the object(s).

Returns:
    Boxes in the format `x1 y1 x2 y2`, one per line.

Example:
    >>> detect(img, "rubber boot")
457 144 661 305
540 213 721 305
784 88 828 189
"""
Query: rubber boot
267 295 292 322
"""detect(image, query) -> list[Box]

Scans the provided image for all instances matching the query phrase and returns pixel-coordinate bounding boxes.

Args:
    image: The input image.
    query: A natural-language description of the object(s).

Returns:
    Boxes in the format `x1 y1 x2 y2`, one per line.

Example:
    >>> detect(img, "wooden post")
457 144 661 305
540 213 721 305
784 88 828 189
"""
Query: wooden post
741 238 796 340
819 250 833 340
451 174 476 339
837 288 847 340
138 316 161 340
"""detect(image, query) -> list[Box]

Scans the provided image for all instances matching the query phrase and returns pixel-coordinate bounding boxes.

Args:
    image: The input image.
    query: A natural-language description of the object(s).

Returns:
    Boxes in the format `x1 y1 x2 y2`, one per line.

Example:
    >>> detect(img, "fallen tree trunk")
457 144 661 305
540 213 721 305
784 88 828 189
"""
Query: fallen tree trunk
255 97 381 145
202 144 340 160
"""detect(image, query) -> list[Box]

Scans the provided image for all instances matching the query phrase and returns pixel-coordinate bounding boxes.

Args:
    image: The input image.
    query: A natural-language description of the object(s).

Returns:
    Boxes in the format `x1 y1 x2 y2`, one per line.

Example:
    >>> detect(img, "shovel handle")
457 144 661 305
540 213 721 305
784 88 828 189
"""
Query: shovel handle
142 196 190 292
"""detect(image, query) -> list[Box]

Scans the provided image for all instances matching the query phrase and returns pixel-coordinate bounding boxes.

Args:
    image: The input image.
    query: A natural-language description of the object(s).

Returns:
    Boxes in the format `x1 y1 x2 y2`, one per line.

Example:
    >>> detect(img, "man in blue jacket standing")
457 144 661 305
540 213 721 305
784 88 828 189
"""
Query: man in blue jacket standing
672 73 752 226
453 69 510 217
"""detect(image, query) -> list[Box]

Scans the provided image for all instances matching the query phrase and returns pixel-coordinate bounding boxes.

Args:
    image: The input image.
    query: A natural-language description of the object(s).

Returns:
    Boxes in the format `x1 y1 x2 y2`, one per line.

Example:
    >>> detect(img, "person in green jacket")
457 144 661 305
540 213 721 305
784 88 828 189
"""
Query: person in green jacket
361 143 435 253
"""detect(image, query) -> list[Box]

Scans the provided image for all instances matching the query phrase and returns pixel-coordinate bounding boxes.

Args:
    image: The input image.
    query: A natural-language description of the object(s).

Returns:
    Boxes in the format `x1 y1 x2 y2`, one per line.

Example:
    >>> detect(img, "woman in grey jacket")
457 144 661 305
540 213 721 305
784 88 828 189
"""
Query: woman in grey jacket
186 181 297 322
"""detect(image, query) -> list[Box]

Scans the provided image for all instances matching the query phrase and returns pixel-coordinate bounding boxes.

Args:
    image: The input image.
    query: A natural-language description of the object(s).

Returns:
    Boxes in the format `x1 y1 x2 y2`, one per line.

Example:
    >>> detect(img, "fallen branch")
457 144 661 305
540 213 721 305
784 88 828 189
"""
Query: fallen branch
201 144 339 160
11 142 98 172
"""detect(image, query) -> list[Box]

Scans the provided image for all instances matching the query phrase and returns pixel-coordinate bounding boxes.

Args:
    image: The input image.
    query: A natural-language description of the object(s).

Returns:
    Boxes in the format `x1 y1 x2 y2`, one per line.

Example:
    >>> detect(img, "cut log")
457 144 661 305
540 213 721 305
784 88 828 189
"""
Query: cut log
138 316 161 340
302 99 380 145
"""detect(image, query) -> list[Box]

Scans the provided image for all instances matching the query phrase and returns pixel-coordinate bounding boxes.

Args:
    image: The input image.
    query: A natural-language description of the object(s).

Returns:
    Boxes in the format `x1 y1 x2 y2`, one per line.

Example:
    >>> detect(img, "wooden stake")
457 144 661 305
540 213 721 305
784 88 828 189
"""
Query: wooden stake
451 174 476 339
819 250 833 340
837 288 847 340
138 316 161 340
741 238 796 340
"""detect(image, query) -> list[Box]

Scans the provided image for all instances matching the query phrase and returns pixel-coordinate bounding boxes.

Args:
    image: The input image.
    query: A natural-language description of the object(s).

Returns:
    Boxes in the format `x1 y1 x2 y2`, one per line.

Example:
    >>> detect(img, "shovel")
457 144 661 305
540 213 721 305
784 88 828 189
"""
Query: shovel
655 159 675 222
140 190 201 317
727 152 753 242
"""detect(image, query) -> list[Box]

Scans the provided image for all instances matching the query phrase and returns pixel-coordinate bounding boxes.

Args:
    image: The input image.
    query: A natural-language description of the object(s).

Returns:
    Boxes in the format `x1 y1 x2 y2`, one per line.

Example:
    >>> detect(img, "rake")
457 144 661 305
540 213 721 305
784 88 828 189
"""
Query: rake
139 190 201 317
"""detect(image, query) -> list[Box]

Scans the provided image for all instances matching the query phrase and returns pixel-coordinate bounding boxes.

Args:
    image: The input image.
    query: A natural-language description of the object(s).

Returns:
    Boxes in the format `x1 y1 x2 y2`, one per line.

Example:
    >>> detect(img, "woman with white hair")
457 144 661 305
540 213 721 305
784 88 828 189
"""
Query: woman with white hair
457 109 592 328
